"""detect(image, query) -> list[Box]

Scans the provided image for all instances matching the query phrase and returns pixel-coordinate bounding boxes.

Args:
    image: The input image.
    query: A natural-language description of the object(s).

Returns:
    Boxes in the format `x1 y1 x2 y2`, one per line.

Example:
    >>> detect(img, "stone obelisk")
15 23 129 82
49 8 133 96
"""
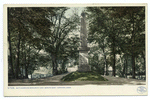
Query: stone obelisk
78 11 91 72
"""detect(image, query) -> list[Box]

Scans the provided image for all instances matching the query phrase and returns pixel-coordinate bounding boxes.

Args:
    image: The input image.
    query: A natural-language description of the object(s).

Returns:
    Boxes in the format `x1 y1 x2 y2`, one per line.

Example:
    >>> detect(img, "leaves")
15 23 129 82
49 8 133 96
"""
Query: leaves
8 7 80 78
86 7 145 77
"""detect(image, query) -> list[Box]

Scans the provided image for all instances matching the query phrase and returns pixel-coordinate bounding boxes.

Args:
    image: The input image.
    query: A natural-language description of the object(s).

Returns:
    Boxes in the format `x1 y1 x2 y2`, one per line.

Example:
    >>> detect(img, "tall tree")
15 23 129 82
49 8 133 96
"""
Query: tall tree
111 7 145 78
86 7 145 78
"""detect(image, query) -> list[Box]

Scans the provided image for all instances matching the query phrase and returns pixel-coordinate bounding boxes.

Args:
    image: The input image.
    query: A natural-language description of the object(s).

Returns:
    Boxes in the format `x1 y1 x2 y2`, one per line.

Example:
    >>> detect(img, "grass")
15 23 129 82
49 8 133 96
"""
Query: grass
61 71 108 81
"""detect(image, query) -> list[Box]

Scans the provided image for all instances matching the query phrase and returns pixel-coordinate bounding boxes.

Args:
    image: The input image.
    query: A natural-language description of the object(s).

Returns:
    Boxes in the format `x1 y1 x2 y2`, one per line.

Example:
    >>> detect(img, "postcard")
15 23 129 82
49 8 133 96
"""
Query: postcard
3 3 147 96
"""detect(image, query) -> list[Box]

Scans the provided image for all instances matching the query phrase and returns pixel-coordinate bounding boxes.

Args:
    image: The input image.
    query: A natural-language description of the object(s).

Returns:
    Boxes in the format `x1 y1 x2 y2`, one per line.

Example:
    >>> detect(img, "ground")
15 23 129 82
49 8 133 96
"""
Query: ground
61 71 108 81
9 72 146 86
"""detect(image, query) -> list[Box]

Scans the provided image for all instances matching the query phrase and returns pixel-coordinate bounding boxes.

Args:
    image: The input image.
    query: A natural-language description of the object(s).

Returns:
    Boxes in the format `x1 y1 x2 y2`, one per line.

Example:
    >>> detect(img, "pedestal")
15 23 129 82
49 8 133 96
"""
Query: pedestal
78 47 91 72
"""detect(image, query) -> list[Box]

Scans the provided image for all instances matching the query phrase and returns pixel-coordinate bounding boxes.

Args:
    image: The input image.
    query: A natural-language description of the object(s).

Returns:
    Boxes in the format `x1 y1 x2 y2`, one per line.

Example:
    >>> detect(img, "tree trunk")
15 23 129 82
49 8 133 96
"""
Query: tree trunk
26 46 30 78
111 19 116 77
102 46 108 75
106 59 108 75
142 51 145 75
15 32 21 79
21 42 24 78
22 64 24 78
131 13 135 79
112 37 116 77
62 59 67 72
113 51 116 77
123 60 126 77
30 71 32 79
8 32 15 78
8 9 14 79
25 53 28 78
125 57 128 78
132 54 135 79
52 54 58 75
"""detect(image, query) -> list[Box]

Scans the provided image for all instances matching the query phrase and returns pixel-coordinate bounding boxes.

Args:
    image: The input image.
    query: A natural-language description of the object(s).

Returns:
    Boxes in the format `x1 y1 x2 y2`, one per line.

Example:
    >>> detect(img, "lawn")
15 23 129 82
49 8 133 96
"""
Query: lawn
61 71 108 81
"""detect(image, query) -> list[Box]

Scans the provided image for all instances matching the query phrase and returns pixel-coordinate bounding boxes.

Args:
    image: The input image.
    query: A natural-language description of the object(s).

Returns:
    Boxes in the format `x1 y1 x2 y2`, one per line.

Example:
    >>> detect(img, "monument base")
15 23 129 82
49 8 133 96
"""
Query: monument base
78 49 91 72
78 64 91 72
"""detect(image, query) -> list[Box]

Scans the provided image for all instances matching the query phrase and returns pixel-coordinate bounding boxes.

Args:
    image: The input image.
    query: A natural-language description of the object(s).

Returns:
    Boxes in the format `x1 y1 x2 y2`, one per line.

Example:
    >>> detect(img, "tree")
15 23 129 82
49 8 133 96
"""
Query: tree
111 7 145 78
39 8 80 75
86 7 109 75
8 7 80 79
86 7 145 78
8 7 57 79
86 7 119 76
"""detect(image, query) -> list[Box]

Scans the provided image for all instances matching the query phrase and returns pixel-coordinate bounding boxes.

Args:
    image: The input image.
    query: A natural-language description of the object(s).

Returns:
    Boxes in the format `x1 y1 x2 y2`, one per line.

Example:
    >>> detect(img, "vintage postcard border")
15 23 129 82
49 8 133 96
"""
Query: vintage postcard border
3 3 148 96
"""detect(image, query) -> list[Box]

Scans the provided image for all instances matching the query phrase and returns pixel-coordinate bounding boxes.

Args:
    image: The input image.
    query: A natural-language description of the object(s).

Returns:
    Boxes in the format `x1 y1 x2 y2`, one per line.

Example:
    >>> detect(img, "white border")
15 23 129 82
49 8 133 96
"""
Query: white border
1 0 150 98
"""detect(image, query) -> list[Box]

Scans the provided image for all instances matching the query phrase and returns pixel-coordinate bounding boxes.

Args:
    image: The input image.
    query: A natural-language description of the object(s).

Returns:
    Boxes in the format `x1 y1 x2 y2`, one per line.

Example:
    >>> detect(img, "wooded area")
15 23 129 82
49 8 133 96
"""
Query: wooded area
8 7 145 80
87 7 145 79
8 7 80 79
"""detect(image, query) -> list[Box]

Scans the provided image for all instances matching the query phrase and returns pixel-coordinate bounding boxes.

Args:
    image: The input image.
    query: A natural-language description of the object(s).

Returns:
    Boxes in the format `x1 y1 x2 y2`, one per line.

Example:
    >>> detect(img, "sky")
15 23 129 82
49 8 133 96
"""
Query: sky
65 7 85 38
65 7 85 18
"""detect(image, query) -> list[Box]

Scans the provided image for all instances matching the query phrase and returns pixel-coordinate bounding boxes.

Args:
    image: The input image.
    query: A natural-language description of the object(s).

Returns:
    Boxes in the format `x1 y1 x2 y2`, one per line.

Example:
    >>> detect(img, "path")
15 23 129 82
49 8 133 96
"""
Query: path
8 72 70 86
101 75 146 85
8 73 146 86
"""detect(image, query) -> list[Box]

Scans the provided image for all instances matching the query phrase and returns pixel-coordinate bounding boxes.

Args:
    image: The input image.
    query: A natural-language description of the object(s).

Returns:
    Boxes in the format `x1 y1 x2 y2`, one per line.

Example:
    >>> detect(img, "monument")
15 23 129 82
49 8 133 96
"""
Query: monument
78 11 91 72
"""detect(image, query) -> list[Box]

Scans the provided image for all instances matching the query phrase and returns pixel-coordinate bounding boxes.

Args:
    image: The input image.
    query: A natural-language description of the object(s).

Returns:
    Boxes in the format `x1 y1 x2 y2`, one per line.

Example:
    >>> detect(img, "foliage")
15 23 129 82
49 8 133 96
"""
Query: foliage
8 7 80 79
86 7 145 78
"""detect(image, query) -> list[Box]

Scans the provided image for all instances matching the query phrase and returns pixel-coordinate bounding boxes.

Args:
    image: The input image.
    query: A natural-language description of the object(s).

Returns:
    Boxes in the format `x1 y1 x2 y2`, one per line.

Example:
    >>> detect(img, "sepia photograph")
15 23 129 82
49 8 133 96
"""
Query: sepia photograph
3 4 147 96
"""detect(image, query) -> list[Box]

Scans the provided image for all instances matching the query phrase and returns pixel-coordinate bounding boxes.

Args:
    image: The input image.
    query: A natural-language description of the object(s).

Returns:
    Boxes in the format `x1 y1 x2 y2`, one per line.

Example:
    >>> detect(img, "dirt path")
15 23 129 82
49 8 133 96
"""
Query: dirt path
8 72 70 86
8 73 146 86
101 75 146 85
